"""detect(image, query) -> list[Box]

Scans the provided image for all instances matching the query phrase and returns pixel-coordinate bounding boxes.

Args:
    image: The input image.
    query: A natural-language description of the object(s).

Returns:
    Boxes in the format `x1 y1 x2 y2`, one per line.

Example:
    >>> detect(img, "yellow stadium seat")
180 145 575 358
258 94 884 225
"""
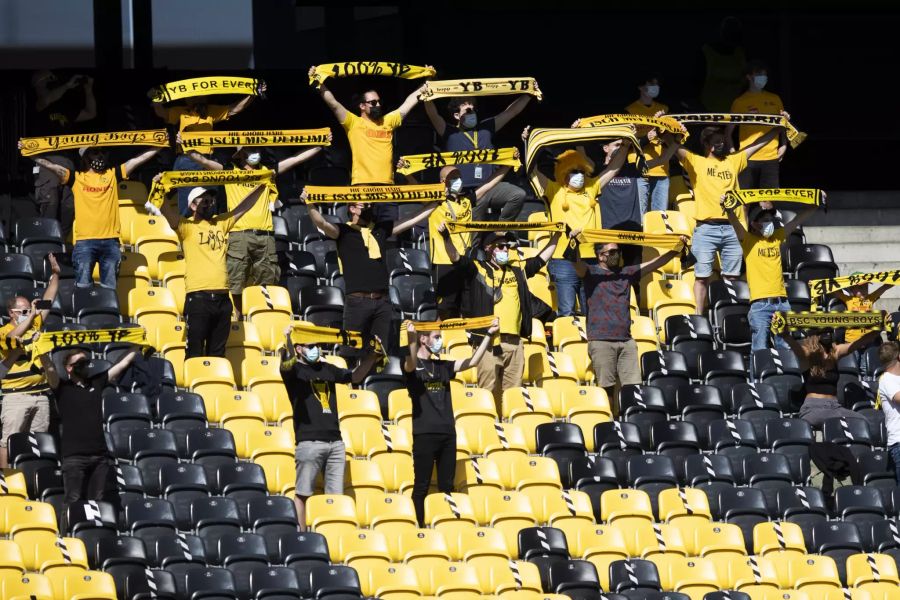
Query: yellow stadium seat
371 452 414 494
161 343 186 386
641 246 683 276
456 420 529 457
657 487 713 521
582 530 629 591
551 521 615 559
46 567 116 600
24 536 88 573
453 387 498 419
118 204 141 245
852 586 900 600
162 270 187 313
527 352 579 415
0 540 23 574
444 526 509 562
355 562 421 600
614 521 688 558
336 388 382 424
448 345 478 385
557 338 594 384
646 279 696 341
706 553 779 590
243 285 293 351
443 328 471 352
644 210 692 237
130 213 177 246
600 488 653 529
753 521 807 556
252 451 295 495
469 556 542 595
501 387 554 421
467 487 537 555
3 502 57 537
649 554 718 599
526 271 556 316
632 315 660 357
388 528 450 565
212 390 266 426
242 355 281 386
421 560 481 596
343 420 388 459
224 322 264 377
847 552 900 587
114 250 152 302
305 494 359 537
523 488 593 527
1 571 53 600
348 458 386 493
155 250 185 280
225 421 291 459
127 287 179 348
490 452 561 491
0 470 29 500
690 521 745 557
562 387 612 449
331 529 391 569
388 388 413 430
424 493 478 532
454 456 503 492
785 554 841 593
118 179 148 204
550 316 587 348
134 238 179 280
183 356 236 408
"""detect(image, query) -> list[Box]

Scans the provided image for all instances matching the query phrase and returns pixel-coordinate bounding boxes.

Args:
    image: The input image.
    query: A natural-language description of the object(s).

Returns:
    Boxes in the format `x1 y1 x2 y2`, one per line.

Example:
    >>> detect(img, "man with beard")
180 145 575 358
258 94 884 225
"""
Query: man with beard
158 184 267 358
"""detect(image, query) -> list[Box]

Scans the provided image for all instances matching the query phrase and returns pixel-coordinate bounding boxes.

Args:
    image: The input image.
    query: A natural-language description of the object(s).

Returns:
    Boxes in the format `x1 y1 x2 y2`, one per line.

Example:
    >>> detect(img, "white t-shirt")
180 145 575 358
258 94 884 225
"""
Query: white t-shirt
878 372 900 446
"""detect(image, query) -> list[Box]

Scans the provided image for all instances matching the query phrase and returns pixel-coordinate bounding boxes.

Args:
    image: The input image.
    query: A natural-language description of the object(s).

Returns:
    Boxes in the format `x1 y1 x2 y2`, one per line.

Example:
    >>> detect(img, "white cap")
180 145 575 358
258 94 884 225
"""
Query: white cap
78 146 91 156
187 187 210 205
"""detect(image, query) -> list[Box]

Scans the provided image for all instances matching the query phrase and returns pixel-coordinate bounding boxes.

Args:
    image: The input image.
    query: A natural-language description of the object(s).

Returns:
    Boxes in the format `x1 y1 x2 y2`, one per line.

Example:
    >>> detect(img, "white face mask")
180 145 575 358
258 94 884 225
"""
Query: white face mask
568 172 585 190
753 75 768 90
246 152 261 166
493 249 509 266
428 336 444 354
645 84 660 99
760 222 776 238
448 178 463 194
15 314 29 325
302 346 320 363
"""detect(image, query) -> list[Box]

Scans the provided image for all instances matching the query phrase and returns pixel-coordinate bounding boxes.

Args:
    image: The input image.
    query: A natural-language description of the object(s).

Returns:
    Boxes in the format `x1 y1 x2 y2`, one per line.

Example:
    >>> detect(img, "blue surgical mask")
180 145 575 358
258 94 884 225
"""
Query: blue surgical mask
449 178 463 194
246 152 261 166
753 75 768 90
461 113 478 129
645 84 660 99
761 222 776 238
493 249 509 266
568 172 585 189
428 336 444 354
302 346 320 363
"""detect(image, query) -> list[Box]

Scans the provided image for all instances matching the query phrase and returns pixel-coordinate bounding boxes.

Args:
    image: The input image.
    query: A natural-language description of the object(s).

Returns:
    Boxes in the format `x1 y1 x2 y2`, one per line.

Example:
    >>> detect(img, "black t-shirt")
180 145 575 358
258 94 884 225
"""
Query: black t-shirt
600 164 643 232
30 86 86 135
404 358 456 435
282 360 352 442
442 118 497 189
56 373 109 458
336 221 393 294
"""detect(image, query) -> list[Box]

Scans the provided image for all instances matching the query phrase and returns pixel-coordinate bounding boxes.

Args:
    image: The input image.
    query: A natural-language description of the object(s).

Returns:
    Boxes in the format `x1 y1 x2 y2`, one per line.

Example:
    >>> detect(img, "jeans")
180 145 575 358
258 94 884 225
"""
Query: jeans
890 444 900 485
412 433 456 526
691 223 743 278
72 238 121 289
748 298 792 353
637 176 671 215
472 182 526 222
174 153 206 216
548 259 585 317
184 292 233 358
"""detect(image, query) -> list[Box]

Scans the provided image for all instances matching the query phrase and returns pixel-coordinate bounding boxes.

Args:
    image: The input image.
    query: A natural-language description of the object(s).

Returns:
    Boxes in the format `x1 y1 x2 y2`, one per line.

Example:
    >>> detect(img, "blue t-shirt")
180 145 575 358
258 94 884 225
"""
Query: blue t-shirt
442 118 497 189
600 164 642 232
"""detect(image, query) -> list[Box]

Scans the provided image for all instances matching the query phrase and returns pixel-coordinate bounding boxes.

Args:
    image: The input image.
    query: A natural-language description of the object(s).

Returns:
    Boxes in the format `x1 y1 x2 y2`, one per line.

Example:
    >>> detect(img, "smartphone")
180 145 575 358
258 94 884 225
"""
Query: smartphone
34 300 52 310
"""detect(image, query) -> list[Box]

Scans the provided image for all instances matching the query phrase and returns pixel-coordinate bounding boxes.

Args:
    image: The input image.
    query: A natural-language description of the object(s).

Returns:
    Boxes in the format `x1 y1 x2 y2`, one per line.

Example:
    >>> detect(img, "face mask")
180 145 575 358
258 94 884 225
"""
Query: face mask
711 143 727 158
448 178 463 194
645 84 660 99
760 222 776 238
428 336 444 354
359 208 375 223
493 249 509 266
15 313 29 325
71 358 91 379
196 204 215 220
302 346 320 364
369 105 383 119
568 172 585 190
605 251 623 269
245 152 261 166
753 75 768 89
89 157 107 171
461 113 478 129
819 331 833 350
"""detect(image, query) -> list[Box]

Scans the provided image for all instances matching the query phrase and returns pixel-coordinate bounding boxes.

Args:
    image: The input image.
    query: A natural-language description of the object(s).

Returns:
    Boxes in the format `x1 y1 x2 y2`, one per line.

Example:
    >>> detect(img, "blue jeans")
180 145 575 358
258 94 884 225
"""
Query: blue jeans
548 259 585 317
890 444 900 485
174 153 205 216
748 298 792 353
691 223 743 278
73 239 121 289
637 176 671 215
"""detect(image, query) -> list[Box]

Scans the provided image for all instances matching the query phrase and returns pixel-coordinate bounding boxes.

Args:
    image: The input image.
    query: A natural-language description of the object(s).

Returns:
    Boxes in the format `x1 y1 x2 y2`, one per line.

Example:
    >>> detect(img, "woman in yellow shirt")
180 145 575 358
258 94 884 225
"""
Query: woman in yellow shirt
833 276 892 344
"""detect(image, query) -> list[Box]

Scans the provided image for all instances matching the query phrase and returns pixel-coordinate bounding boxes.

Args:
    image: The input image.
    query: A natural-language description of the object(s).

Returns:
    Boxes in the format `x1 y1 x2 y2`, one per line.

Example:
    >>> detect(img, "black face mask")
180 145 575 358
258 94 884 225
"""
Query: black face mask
368 105 383 119
89 156 108 171
711 143 727 158
71 358 91 379
196 205 216 220
819 330 834 350
359 208 375 223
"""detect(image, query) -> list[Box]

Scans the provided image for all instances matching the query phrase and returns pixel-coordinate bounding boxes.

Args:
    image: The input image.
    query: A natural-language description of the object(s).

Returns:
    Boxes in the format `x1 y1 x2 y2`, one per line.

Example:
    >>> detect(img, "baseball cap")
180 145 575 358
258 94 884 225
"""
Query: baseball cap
187 187 211 205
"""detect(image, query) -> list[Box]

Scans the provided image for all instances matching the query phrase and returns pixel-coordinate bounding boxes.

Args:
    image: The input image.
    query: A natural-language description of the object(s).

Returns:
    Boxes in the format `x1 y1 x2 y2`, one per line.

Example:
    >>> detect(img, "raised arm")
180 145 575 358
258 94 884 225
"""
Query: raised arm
75 77 96 123
188 150 224 171
722 199 748 241
537 230 563 264
777 329 809 370
423 100 447 137
23 145 68 183
156 176 181 231
152 103 168 120
397 83 428 119
638 239 687 277
308 67 348 122
278 132 331 173
35 75 81 112
454 319 500 371
596 142 630 190
227 84 264 118
474 165 511 200
436 222 460 264
108 349 140 383
644 133 680 169
836 329 883 360
351 350 381 384
39 254 61 321
494 95 532 131
392 201 441 236
783 205 817 239
39 353 60 390
742 126 780 159
122 147 162 176
568 230 589 278
229 184 268 222
301 192 339 239
522 126 550 197
403 321 419 373
870 284 893 302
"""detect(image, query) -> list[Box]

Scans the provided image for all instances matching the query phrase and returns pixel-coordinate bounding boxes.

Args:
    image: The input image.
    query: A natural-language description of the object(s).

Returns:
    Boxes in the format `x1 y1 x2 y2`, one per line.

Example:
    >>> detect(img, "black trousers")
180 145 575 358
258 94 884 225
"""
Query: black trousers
411 432 457 526
433 264 462 319
35 155 75 240
185 292 233 358
342 295 393 356
62 453 118 506
738 159 780 189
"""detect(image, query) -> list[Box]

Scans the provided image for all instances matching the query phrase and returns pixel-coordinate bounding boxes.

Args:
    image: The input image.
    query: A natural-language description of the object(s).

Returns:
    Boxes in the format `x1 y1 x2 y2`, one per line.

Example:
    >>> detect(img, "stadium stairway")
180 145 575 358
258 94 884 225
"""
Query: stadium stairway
802 191 900 311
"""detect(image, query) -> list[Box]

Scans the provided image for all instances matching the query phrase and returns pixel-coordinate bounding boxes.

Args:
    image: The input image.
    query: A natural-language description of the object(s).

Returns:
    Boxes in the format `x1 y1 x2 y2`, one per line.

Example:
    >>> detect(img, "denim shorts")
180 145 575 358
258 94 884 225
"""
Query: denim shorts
691 223 743 278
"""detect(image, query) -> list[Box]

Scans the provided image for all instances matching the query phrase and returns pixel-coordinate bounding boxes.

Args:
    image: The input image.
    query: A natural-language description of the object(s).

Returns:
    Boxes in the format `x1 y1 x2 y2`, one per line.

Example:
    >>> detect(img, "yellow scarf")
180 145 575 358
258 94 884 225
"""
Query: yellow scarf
148 169 275 207
810 269 900 307
668 113 807 148
179 128 331 150
289 322 382 353
524 125 642 176
577 228 685 251
19 130 169 157
577 114 687 140
397 147 521 175
347 223 381 259
150 76 264 103
722 188 824 211
303 183 446 204
413 316 497 331
419 77 542 101
19 327 148 357
308 62 436 87
770 311 885 335
447 220 564 234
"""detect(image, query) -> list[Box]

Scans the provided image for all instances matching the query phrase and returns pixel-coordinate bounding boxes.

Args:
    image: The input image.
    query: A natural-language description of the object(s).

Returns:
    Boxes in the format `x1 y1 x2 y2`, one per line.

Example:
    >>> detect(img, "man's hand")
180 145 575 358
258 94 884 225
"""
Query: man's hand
405 320 416 336
569 228 582 240
780 110 791 120
66 76 82 90
487 318 500 335
152 173 163 184
258 82 268 94
521 126 531 142
571 119 581 128
647 129 658 142
308 66 316 79
654 110 666 118
326 131 333 144
17 140 24 152
283 325 293 337
397 158 411 171
299 189 309 204
679 235 689 246
47 253 60 276
175 131 183 145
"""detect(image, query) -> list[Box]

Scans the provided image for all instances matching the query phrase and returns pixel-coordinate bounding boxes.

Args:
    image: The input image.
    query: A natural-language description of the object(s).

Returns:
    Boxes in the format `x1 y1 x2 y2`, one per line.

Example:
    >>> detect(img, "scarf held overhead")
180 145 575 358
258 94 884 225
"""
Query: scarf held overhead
19 130 169 157
809 269 900 300
524 125 642 176
397 147 521 175
309 62 436 87
412 316 497 332
303 184 446 204
446 221 565 234
148 169 275 207
577 228 686 251
667 113 807 148
770 311 886 335
578 114 687 140
179 128 331 149
722 188 824 211
9 327 149 357
419 77 542 101
289 323 382 353
150 76 264 103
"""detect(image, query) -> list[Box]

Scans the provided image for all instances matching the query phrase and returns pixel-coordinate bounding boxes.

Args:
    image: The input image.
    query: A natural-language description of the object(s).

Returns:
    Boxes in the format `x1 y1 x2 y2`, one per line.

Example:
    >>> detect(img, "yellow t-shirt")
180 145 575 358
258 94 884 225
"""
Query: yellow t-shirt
546 178 601 259
844 295 876 343
342 111 402 184
741 229 786 301
730 91 784 162
67 165 126 241
681 152 748 222
476 263 521 336
167 105 230 154
429 196 473 266
225 169 277 232
177 214 238 293
0 315 47 393
625 99 670 177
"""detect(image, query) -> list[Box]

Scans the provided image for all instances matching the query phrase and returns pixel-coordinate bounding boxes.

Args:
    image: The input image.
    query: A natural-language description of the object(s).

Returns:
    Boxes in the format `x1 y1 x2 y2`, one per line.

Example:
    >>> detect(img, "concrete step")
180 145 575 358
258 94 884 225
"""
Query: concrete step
804 208 900 227
804 226 900 244
817 243 900 263
823 191 900 210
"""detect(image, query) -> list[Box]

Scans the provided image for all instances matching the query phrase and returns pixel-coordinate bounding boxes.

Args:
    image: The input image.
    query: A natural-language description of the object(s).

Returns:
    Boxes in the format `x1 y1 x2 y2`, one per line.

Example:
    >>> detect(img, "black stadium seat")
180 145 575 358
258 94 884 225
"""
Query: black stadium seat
157 390 208 433
249 566 303 600
186 428 238 474
618 384 669 440
518 526 570 560
190 496 243 551
216 462 268 501
697 349 747 393
184 566 238 600
245 495 299 539
640 350 690 409
535 422 587 470
159 463 210 529
309 564 363 598
676 385 727 428
216 533 270 599
547 559 600 597
650 421 700 458
126 568 177 600
608 559 661 593
664 314 714 378
125 498 179 540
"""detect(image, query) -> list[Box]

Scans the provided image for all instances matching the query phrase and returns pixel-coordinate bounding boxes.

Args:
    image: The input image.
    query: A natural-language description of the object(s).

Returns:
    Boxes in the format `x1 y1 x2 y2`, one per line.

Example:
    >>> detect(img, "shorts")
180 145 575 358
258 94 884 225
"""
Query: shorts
1 392 50 448
294 440 345 497
587 340 641 389
690 222 743 278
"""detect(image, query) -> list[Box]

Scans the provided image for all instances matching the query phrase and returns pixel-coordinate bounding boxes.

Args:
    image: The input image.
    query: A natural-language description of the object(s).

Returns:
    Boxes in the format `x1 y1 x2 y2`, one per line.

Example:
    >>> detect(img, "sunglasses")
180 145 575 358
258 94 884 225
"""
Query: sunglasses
363 99 381 106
